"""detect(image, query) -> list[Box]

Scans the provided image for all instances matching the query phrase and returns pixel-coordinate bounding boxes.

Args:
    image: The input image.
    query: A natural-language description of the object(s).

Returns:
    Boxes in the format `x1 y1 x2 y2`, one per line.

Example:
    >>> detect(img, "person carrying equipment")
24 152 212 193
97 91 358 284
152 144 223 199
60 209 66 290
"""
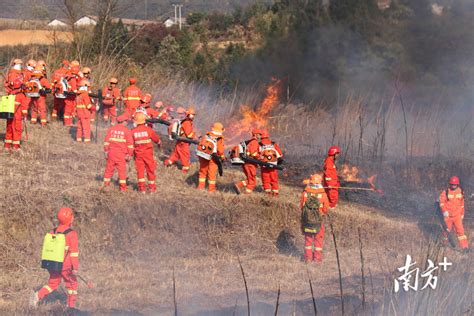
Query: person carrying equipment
31 207 79 309
197 122 225 192
300 174 330 262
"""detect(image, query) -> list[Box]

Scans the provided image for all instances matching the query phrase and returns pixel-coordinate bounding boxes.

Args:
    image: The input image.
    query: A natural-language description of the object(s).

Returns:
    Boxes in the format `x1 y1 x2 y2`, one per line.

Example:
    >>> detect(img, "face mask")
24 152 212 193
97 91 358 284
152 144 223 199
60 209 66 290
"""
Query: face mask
13 64 22 71
27 65 34 71
79 86 88 91
189 114 194 120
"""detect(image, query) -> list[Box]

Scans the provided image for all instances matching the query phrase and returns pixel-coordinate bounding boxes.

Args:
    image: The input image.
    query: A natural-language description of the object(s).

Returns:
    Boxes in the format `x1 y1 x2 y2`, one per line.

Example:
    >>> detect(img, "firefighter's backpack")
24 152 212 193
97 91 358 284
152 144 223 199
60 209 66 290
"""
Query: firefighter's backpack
41 228 72 272
169 120 182 140
230 141 246 165
54 78 68 99
196 135 218 160
25 79 42 97
0 95 15 119
260 142 281 165
301 195 322 233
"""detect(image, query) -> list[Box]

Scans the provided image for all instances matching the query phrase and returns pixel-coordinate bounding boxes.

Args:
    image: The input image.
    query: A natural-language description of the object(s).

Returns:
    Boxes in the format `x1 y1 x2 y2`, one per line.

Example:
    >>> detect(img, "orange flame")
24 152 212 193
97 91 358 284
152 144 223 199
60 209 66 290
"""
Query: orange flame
226 78 282 145
340 164 362 182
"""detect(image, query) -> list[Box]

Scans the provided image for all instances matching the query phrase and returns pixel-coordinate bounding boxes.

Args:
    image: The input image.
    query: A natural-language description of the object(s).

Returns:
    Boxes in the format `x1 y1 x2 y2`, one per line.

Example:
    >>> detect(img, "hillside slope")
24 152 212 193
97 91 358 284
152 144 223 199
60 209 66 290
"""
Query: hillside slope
0 121 472 315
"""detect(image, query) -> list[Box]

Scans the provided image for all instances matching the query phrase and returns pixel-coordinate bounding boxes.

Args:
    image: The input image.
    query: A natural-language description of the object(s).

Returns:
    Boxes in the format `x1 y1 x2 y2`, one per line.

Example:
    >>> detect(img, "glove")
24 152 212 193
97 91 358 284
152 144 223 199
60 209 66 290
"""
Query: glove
461 215 464 220
443 211 449 218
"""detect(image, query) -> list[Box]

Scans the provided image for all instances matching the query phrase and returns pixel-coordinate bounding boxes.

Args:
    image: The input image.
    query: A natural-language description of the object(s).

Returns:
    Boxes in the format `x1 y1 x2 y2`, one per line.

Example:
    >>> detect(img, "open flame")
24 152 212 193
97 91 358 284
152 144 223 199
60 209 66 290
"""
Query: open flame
340 164 362 182
226 77 282 145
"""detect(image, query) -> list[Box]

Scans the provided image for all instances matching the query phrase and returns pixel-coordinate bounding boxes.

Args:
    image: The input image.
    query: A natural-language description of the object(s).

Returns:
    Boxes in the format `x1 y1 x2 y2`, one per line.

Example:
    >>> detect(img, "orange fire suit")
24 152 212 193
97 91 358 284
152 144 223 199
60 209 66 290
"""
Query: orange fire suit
164 118 195 173
52 66 68 120
75 92 92 143
123 84 141 113
30 77 51 125
301 185 329 262
198 133 225 192
37 224 79 308
63 74 78 126
103 124 134 191
260 138 283 196
132 124 161 192
440 187 468 249
101 86 121 124
235 138 260 193
323 155 339 208
3 70 29 149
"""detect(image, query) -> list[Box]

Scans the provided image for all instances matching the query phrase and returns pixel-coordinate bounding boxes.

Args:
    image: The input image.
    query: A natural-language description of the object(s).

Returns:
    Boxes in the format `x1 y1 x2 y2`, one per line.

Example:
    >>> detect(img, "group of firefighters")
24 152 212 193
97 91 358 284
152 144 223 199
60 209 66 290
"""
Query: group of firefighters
1 58 469 310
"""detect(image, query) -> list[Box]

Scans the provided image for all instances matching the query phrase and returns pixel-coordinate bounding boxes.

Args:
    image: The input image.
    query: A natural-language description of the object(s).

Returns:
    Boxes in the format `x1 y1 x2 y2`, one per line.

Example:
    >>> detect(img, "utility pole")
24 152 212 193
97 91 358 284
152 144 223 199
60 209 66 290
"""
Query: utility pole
172 4 178 24
178 4 183 30
172 3 183 29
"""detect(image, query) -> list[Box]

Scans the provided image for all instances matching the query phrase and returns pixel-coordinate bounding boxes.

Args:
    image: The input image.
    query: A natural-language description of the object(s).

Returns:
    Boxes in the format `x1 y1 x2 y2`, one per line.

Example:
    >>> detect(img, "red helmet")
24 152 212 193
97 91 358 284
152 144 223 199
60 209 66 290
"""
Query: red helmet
57 207 74 225
328 146 341 156
129 77 137 84
449 176 460 185
260 129 270 138
141 93 152 104
251 128 262 137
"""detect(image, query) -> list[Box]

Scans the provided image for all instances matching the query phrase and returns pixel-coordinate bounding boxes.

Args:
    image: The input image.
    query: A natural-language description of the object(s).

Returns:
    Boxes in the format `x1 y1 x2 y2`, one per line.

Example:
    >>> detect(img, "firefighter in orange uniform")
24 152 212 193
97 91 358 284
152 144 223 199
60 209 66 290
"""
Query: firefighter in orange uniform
103 115 134 191
75 79 93 143
32 207 79 309
439 176 469 253
63 65 79 126
300 174 330 262
259 129 283 196
234 129 262 194
197 122 225 192
29 67 51 125
132 112 161 193
164 108 196 174
323 146 340 208
101 77 121 124
123 77 142 115
52 60 70 120
3 59 29 150
24 59 37 81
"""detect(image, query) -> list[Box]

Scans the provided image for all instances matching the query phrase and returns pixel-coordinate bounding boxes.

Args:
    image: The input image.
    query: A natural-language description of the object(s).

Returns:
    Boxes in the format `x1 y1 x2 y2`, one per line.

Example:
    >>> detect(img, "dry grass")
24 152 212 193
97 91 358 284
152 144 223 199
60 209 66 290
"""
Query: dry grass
0 29 72 47
0 120 472 315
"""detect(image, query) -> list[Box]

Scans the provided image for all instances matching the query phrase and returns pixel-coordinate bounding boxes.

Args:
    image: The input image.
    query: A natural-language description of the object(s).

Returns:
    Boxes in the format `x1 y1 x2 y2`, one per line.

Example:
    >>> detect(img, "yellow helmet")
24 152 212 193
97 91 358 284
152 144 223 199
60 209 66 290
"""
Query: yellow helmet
134 112 147 125
211 122 224 135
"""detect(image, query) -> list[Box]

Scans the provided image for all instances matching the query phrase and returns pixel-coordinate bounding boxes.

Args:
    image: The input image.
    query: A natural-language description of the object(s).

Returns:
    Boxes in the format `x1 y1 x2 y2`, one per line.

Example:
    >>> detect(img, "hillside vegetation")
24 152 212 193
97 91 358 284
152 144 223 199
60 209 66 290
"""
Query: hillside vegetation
0 121 472 315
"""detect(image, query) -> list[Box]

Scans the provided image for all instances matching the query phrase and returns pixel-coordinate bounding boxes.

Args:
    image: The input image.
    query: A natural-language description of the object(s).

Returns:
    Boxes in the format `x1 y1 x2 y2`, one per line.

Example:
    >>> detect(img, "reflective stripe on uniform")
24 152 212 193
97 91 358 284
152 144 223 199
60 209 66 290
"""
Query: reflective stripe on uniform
198 178 206 182
41 119 47 123
272 189 279 193
135 139 151 144
119 180 126 184
70 252 79 257
458 235 467 240
182 166 190 170
325 177 332 181
104 142 110 145
304 228 317 233
264 189 271 193
138 178 146 183
67 289 78 295
245 188 252 193
76 138 82 142
125 97 140 101
456 194 463 198
127 145 134 149
84 139 91 142
76 105 86 109
4 140 12 144
304 246 313 250
12 141 20 145
109 137 126 142
22 110 27 114
209 180 216 184
315 247 323 251
43 285 53 293
64 115 71 119
241 181 247 186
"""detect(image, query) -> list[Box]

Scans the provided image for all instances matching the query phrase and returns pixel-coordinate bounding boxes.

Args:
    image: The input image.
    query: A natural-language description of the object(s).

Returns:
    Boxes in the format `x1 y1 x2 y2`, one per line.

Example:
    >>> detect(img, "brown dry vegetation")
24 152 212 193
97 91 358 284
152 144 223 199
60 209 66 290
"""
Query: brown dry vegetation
0 118 472 315
0 29 72 47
